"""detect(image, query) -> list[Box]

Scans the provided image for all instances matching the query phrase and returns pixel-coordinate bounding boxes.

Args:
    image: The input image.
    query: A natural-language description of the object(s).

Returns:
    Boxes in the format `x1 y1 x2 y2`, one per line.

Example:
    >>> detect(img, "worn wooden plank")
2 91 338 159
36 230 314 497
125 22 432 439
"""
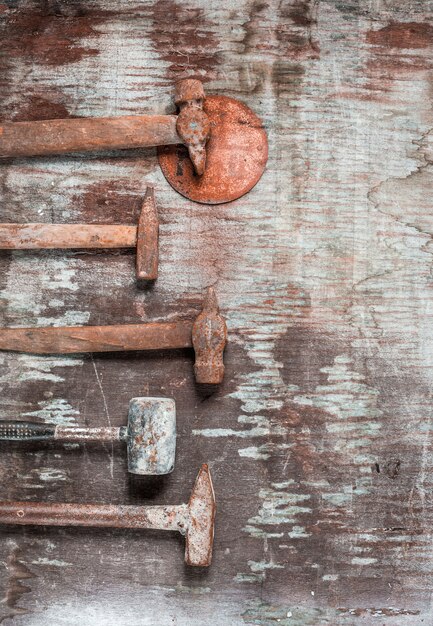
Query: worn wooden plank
1 0 433 624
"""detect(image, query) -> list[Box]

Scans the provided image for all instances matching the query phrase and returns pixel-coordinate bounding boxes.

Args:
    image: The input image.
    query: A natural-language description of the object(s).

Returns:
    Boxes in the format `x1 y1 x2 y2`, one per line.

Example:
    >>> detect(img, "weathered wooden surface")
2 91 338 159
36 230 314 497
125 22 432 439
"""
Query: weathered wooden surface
1 0 433 624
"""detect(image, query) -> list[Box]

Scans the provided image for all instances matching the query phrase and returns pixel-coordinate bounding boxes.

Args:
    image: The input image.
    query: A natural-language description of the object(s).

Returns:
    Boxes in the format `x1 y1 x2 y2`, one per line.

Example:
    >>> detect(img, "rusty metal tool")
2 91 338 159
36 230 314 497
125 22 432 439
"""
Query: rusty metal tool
0 287 227 385
0 464 215 566
0 79 268 205
0 187 158 281
0 397 176 476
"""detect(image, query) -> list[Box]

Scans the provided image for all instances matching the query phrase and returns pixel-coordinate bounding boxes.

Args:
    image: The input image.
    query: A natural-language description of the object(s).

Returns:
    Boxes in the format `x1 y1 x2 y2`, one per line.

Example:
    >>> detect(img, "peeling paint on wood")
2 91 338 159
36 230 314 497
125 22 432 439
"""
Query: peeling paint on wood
1 0 433 624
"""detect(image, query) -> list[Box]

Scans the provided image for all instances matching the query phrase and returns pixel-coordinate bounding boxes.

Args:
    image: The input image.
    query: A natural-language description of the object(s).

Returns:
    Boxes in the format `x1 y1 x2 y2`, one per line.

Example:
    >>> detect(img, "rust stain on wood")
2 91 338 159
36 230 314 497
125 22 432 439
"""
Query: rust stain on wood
150 0 219 78
11 96 71 122
73 180 144 224
366 21 433 49
0 3 112 67
365 21 433 87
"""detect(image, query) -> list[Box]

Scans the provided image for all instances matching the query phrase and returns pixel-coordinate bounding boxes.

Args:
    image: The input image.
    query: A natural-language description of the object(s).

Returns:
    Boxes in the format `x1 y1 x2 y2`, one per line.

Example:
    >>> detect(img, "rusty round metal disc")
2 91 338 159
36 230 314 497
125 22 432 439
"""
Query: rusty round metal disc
157 95 268 204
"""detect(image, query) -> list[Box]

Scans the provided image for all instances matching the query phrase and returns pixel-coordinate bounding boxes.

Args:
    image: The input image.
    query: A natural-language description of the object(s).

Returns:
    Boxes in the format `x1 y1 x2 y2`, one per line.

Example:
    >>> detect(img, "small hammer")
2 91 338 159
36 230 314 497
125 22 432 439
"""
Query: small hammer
0 464 216 566
0 287 227 385
0 187 159 281
0 397 176 476
0 79 210 176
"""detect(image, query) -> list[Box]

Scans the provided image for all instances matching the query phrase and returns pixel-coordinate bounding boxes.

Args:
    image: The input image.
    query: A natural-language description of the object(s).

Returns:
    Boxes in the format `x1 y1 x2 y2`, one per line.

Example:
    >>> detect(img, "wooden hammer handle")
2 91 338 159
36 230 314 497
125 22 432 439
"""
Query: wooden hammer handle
0 115 180 158
0 322 193 354
0 224 137 249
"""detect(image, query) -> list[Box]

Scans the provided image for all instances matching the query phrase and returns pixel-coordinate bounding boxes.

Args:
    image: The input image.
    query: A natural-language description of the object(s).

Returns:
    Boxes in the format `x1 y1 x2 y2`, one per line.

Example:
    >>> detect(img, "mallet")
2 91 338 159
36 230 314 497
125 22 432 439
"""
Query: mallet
0 397 176 476
0 464 215 566
0 287 227 385
0 186 159 281
0 79 268 205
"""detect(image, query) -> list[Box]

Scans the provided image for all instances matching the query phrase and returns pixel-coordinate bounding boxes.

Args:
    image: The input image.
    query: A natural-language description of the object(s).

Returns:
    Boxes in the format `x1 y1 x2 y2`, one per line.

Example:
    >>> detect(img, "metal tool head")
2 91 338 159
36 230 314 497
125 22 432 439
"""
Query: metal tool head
185 464 216 567
192 287 227 385
158 90 268 204
174 79 210 177
126 397 176 475
135 186 159 281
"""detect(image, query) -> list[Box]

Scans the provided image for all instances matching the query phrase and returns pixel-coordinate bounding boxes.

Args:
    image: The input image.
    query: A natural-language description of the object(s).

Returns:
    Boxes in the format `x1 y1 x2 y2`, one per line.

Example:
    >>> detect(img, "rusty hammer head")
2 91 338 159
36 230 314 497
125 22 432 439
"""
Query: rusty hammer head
135 187 159 281
192 287 228 386
125 397 176 475
185 464 216 566
175 79 210 176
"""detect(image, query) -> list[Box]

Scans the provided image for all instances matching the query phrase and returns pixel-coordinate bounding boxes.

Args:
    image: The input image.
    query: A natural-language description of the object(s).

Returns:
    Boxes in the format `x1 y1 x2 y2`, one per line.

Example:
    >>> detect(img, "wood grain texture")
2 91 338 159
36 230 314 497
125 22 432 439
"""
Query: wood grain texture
0 224 138 249
1 0 433 624
0 115 180 157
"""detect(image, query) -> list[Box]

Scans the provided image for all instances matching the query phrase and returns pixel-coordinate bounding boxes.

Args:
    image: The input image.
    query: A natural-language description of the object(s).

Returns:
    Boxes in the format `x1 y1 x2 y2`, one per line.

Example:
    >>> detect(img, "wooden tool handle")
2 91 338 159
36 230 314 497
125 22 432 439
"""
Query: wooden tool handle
0 115 180 158
0 224 137 250
0 322 193 354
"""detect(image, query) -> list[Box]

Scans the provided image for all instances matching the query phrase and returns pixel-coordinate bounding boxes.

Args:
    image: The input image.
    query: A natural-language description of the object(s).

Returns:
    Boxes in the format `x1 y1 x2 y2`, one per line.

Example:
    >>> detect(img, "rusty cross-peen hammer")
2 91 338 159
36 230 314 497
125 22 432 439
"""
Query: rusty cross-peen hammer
0 397 176 476
0 79 268 204
0 464 216 566
0 79 210 176
0 288 227 385
0 186 159 282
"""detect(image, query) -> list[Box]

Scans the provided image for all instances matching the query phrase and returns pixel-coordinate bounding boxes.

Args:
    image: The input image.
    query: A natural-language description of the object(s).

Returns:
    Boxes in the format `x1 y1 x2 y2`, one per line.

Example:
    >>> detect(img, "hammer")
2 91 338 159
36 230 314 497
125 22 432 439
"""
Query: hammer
0 186 159 282
0 287 227 385
0 464 215 566
0 79 268 205
0 397 176 476
0 79 210 175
